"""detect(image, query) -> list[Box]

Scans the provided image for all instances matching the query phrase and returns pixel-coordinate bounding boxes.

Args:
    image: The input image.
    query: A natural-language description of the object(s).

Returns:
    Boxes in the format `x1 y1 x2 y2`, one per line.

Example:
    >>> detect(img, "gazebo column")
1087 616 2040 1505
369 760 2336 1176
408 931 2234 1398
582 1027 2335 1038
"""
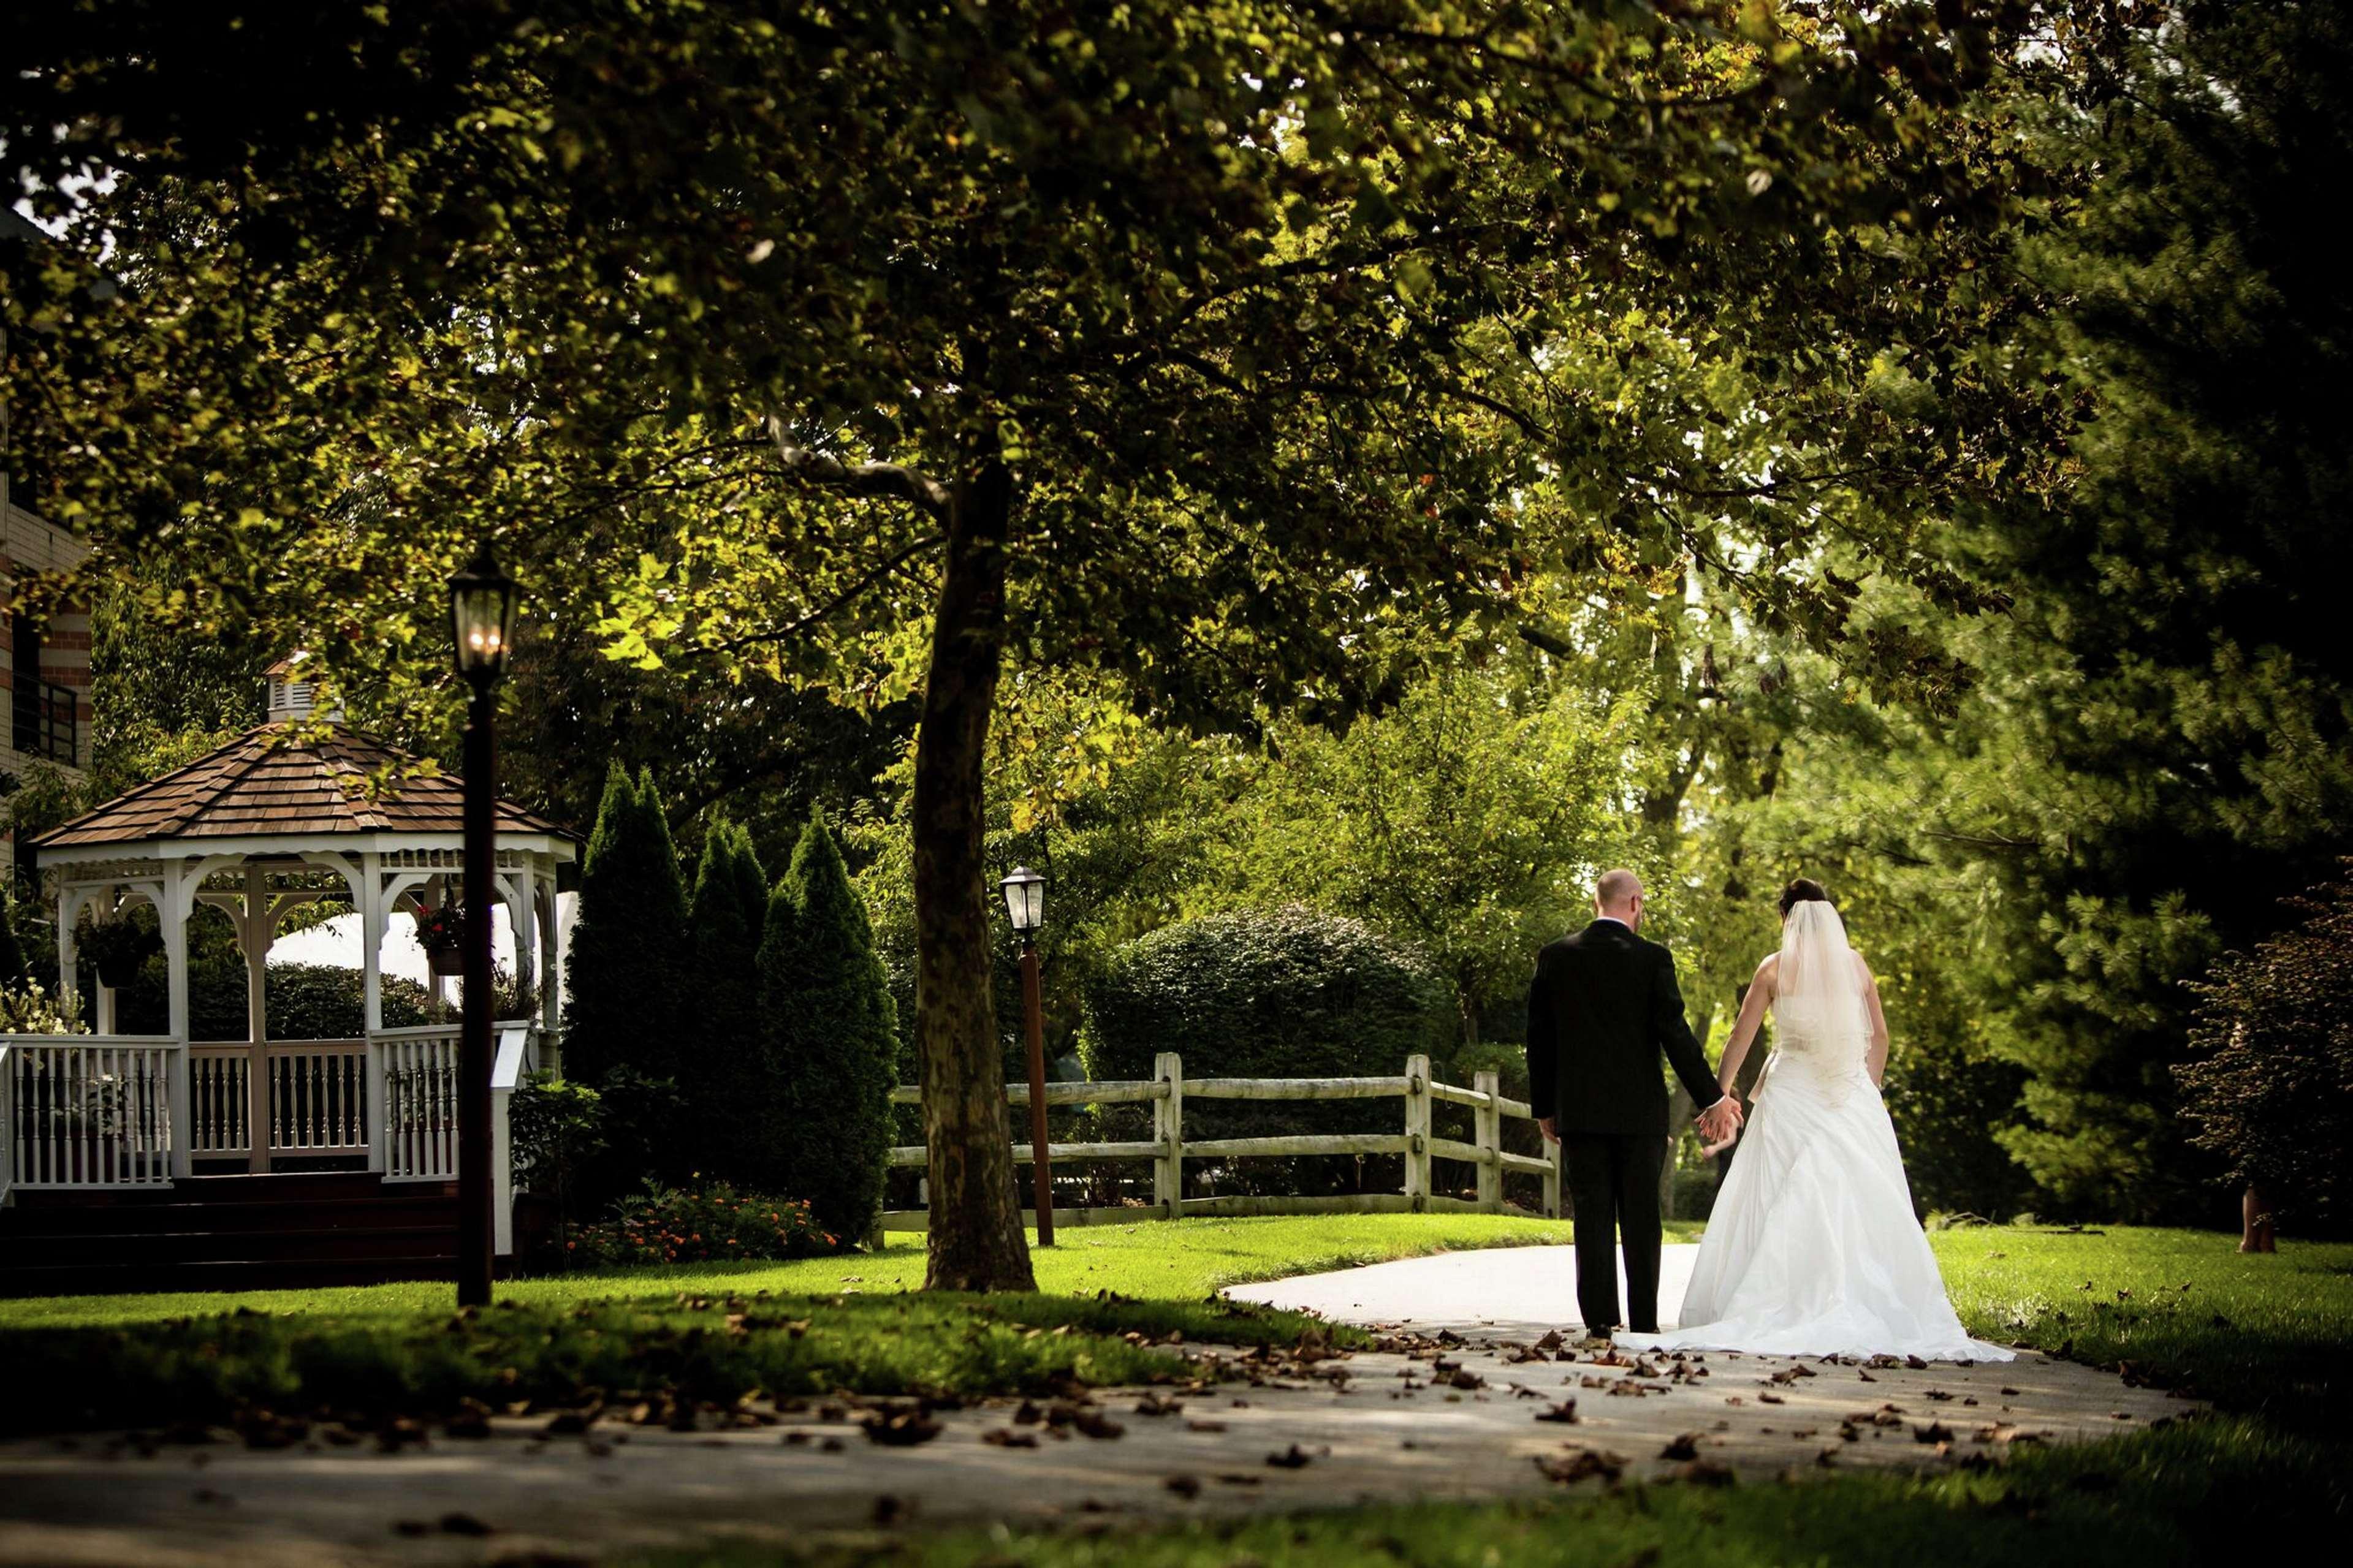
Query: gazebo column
538 868 563 1067
163 865 194 1179
237 872 274 1173
361 852 387 1172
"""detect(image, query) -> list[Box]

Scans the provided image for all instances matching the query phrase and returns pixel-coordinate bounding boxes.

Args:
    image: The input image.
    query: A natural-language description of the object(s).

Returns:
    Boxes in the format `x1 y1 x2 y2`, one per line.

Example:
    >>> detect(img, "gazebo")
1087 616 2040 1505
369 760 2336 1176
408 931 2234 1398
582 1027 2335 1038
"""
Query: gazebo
0 666 578 1286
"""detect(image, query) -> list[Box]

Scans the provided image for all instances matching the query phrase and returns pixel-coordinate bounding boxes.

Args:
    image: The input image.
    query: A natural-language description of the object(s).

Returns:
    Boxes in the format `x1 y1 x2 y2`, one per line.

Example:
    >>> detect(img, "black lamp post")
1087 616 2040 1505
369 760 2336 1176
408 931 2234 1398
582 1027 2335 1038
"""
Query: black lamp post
449 543 517 1307
999 866 1052 1246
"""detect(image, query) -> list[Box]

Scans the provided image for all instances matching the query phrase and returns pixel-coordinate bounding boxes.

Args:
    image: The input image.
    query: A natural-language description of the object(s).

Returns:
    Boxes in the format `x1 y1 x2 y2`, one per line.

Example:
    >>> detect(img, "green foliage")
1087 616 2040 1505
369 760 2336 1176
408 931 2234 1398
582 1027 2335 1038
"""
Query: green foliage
562 762 688 1083
566 1064 687 1222
0 893 25 987
507 1070 609 1257
1081 907 1452 1195
263 963 431 1038
571 1183 833 1268
0 977 86 1034
2179 865 2353 1234
760 813 898 1244
113 937 433 1040
1209 668 1638 1047
679 817 772 1187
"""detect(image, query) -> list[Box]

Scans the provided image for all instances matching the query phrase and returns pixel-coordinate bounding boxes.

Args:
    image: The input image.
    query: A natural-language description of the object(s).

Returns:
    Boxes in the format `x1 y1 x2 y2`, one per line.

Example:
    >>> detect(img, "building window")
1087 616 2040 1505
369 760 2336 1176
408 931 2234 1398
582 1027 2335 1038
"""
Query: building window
10 613 77 765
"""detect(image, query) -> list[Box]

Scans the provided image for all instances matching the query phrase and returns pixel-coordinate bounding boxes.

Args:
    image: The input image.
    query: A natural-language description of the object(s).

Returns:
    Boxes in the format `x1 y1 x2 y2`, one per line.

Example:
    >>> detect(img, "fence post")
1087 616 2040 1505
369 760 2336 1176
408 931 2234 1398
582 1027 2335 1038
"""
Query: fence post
1543 1137 1563 1220
1152 1051 1184 1219
1473 1069 1502 1213
1403 1054 1431 1212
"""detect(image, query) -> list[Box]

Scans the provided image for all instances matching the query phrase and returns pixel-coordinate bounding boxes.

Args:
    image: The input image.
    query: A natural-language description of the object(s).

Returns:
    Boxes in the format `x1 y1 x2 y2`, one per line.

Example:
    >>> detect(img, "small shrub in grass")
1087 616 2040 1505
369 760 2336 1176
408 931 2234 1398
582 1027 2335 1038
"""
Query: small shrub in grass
571 1182 833 1267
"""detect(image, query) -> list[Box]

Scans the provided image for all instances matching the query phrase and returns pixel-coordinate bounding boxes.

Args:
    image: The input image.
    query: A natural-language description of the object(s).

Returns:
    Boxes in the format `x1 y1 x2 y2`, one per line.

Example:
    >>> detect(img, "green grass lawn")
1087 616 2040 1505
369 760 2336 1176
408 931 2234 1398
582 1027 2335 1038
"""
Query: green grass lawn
1931 1222 2353 1433
0 1211 1585 1330
0 1213 1581 1434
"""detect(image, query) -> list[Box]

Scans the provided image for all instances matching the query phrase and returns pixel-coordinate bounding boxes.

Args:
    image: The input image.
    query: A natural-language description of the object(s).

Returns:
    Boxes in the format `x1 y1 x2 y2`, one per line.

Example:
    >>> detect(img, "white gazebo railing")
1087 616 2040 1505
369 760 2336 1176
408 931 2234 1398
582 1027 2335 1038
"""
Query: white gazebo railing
189 1039 370 1161
2 1035 183 1191
375 1025 463 1181
4 1023 545 1204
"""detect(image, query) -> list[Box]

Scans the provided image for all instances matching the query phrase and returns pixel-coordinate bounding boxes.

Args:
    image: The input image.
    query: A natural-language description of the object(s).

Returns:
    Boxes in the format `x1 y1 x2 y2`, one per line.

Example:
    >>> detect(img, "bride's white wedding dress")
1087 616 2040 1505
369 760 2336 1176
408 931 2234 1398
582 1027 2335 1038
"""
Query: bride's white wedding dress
1617 903 2012 1363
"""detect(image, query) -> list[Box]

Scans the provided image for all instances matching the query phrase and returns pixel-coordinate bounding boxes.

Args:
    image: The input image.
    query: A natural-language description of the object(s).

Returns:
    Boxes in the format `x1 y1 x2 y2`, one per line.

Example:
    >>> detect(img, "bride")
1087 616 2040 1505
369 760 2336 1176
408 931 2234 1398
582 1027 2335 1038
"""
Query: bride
1617 880 2012 1362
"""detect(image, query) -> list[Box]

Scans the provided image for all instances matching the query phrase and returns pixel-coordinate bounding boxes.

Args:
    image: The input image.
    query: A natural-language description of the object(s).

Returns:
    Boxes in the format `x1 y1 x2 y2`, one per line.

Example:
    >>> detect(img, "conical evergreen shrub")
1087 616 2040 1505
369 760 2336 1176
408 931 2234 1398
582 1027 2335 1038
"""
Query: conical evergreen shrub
758 811 898 1245
561 762 688 1083
680 817 772 1186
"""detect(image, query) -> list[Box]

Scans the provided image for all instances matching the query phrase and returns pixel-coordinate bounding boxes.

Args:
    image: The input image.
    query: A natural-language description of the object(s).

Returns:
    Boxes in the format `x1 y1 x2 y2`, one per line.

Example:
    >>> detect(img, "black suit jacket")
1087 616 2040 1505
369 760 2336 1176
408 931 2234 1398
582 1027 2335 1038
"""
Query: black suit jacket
1525 919 1724 1136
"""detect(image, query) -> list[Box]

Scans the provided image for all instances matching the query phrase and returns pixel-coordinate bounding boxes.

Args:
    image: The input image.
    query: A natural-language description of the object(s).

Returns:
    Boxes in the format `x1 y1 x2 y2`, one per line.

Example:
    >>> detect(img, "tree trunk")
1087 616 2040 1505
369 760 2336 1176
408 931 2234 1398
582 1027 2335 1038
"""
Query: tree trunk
2240 1184 2277 1254
913 458 1038 1292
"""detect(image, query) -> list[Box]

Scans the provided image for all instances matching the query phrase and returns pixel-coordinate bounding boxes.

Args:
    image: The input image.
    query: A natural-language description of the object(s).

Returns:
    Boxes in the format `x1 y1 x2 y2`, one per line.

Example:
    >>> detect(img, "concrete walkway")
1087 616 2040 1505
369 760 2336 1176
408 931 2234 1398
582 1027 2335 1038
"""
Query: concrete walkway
1223 1241 1696 1336
0 1247 2194 1566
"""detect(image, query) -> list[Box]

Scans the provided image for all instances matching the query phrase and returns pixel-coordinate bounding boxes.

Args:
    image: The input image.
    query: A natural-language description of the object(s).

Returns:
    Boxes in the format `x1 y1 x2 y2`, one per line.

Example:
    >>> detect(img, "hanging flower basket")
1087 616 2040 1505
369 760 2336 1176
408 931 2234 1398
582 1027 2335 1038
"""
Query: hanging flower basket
77 920 160 990
416 902 467 977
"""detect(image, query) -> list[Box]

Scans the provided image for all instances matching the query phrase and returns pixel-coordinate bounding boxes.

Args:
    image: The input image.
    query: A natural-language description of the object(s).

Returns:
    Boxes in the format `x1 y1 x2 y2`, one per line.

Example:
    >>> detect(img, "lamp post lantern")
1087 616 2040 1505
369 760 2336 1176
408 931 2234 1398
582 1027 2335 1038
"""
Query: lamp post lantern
999 866 1053 1246
449 544 517 1307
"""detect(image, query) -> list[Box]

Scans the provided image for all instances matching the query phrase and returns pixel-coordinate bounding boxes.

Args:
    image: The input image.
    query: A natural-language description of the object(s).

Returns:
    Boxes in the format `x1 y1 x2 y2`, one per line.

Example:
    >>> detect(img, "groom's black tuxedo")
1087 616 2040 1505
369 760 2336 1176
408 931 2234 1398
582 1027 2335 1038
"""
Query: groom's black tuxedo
1526 918 1726 1333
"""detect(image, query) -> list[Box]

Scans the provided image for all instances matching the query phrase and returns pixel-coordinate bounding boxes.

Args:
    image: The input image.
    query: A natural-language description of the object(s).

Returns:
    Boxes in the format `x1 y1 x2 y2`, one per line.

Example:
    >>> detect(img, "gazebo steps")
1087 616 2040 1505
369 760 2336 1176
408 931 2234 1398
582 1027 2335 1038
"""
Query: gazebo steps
0 1172 468 1297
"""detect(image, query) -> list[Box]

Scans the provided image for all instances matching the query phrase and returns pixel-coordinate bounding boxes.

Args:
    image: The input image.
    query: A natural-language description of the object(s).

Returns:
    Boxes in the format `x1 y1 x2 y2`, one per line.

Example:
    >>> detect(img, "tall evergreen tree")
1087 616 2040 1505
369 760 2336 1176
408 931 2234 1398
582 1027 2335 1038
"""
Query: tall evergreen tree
680 817 772 1186
759 812 897 1246
561 762 688 1084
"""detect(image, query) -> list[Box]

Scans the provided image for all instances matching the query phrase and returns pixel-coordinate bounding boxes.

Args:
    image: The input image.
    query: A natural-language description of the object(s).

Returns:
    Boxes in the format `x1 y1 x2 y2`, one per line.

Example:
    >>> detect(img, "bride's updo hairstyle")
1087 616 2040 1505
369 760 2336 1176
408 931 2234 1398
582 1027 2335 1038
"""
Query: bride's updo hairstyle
1778 878 1831 918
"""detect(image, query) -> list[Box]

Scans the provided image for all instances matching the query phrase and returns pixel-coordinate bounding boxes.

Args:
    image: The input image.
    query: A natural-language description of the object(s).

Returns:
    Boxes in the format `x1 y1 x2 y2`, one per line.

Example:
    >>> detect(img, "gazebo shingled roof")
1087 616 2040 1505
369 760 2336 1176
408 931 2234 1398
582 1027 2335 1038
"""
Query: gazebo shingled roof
28 724 576 851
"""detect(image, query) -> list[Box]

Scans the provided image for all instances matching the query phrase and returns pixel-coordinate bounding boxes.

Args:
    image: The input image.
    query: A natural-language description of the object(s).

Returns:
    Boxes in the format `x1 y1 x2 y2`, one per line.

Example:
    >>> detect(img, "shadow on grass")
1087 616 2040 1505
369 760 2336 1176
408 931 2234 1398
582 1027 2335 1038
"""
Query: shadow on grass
625 1416 2347 1568
0 1289 1347 1437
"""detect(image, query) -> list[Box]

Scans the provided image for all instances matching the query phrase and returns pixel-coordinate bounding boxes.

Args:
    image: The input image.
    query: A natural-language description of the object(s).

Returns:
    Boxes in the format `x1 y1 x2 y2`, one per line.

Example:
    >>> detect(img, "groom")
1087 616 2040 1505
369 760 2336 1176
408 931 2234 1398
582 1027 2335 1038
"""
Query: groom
1527 870 1741 1340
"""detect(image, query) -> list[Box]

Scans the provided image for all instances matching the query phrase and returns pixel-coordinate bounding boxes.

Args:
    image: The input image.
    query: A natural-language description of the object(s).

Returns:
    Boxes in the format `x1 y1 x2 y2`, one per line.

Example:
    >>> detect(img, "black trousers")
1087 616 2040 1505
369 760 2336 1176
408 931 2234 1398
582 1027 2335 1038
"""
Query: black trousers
1562 1132 1667 1333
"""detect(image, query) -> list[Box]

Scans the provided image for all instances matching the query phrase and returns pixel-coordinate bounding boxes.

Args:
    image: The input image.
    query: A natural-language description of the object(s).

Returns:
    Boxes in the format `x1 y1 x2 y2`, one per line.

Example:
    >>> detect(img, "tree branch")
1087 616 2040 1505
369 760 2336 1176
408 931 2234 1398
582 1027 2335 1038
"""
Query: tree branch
691 533 946 657
766 414 951 521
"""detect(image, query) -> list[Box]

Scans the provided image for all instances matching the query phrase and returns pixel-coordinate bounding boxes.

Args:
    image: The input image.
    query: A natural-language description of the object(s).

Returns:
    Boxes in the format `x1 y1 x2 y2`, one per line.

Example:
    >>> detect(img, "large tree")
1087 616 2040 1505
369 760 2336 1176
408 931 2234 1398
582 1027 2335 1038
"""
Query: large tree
7 2 2051 1286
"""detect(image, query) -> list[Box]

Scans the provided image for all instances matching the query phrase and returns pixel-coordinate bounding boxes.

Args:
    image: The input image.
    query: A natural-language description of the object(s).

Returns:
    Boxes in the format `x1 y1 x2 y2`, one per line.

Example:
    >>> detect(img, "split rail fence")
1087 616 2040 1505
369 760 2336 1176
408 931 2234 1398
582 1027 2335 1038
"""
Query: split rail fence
883 1051 1561 1232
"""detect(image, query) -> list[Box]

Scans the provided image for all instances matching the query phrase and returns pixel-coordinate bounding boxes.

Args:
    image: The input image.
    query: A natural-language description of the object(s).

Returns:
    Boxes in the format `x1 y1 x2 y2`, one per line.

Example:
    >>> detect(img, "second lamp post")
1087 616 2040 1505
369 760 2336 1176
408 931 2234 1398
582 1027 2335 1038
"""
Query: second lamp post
999 866 1053 1246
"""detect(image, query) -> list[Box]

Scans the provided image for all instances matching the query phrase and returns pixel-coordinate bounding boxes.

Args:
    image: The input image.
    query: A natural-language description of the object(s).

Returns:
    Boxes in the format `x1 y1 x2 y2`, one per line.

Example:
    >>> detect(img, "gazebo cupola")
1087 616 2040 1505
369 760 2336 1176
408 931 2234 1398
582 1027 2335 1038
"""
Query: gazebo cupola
263 654 344 723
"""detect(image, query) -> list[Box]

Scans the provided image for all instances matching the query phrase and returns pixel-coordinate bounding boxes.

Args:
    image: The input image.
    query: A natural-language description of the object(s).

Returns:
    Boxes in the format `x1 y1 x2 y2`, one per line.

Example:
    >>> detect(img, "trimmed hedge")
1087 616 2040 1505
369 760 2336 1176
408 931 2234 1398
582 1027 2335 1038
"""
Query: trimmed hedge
1079 907 1453 1195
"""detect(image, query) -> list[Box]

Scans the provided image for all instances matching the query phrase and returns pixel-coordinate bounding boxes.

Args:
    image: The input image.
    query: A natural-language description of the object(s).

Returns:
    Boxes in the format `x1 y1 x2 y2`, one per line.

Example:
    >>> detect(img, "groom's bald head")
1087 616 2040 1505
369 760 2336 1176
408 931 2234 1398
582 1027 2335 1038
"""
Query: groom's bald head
1595 869 1644 925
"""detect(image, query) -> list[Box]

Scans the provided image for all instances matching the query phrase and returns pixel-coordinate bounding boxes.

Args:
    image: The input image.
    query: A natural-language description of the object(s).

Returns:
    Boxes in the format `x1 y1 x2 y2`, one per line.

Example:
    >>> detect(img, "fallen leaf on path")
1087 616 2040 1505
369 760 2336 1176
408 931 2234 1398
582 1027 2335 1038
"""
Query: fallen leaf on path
1265 1444 1314 1469
1660 1432 1705 1460
1535 1400 1579 1424
862 1407 943 1447
1533 1448 1625 1484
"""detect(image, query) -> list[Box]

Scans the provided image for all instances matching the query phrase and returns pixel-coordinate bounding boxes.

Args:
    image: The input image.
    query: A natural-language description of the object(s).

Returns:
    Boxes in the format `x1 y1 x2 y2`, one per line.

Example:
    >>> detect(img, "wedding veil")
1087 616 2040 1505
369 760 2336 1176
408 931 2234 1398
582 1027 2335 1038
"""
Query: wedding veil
1773 900 1870 1060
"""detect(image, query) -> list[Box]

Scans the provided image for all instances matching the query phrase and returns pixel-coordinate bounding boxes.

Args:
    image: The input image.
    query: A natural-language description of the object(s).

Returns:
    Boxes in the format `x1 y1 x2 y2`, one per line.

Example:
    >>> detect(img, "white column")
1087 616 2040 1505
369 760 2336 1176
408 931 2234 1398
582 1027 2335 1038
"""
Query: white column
539 869 564 1067
243 871 272 1172
361 852 386 1173
93 887 116 1035
163 866 192 1179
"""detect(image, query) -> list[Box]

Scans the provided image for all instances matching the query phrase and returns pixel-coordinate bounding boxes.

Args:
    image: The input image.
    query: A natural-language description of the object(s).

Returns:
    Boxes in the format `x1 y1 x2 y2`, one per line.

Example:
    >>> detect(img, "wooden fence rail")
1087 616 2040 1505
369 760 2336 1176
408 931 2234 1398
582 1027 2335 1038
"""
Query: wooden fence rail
882 1051 1561 1233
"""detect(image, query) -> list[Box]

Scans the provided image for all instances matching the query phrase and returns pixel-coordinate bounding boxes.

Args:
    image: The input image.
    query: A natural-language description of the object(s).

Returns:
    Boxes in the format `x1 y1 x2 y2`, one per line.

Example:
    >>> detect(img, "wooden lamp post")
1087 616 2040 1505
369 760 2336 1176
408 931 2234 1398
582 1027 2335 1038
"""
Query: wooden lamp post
449 543 517 1307
999 865 1053 1246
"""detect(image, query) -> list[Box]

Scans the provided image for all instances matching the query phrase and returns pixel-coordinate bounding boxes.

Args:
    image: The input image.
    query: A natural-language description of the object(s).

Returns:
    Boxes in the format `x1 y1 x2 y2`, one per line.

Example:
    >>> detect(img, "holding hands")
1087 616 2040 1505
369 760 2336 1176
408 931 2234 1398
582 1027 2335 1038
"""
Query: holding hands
1695 1094 1744 1152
